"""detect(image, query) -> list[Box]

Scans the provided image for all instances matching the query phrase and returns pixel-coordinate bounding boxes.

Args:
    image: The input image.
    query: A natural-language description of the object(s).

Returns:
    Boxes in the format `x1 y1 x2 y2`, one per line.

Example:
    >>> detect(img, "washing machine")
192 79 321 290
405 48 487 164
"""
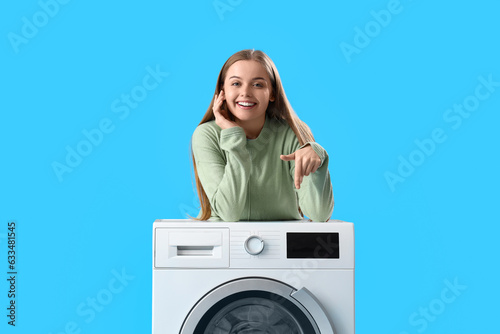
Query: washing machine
152 219 355 333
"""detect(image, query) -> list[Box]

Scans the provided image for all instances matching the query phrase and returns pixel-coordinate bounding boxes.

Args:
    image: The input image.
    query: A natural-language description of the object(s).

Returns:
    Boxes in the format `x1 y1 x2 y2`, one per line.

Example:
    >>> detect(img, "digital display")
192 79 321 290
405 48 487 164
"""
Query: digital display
287 233 339 259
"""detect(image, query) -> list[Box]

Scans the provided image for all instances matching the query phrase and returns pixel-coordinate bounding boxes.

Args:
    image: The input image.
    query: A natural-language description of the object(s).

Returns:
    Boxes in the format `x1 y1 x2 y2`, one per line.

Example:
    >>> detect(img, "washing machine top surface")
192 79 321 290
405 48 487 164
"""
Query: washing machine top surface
153 219 354 270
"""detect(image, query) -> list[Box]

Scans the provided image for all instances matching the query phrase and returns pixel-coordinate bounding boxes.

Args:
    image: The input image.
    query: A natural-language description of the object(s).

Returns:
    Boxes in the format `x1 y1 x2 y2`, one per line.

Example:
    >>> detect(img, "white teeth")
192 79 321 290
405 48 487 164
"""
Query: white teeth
238 102 255 107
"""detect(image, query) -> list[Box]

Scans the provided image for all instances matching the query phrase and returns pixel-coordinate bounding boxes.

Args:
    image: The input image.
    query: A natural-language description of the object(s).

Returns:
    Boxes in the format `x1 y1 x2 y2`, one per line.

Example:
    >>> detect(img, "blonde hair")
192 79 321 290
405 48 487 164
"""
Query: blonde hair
191 49 315 220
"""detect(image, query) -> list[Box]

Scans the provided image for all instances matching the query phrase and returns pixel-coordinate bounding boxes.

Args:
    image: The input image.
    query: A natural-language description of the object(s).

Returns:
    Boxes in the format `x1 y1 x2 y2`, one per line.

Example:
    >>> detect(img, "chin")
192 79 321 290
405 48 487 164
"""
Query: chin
229 110 266 122
234 115 264 123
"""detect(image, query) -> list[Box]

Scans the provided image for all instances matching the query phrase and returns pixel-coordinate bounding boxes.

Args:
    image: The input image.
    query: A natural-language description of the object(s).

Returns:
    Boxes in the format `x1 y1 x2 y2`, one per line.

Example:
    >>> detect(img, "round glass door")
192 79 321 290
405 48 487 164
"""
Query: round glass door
180 278 334 334
197 291 315 333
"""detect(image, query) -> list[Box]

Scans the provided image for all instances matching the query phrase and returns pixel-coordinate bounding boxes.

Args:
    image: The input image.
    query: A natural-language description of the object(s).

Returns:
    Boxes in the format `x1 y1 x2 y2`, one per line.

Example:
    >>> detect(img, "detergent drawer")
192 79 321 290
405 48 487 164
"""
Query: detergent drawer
154 228 229 268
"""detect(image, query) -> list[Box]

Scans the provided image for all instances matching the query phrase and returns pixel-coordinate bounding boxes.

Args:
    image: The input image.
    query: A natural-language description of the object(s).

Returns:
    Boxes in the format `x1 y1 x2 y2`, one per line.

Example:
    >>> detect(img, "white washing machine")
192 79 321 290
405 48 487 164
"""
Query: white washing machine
152 219 355 334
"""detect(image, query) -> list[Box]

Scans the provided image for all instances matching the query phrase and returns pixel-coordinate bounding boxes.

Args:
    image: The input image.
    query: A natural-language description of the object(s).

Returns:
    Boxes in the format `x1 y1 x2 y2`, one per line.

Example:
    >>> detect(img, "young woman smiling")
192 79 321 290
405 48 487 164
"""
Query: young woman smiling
191 49 334 221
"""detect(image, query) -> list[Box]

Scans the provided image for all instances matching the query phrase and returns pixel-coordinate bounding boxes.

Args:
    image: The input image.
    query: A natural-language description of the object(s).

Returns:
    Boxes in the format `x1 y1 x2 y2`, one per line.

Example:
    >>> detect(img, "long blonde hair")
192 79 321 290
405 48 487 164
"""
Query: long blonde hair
191 49 315 220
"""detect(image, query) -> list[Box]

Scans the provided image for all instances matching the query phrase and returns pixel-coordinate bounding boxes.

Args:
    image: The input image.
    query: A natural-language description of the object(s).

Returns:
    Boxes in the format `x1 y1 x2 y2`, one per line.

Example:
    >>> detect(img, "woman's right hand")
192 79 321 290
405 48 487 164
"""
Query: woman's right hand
213 90 239 130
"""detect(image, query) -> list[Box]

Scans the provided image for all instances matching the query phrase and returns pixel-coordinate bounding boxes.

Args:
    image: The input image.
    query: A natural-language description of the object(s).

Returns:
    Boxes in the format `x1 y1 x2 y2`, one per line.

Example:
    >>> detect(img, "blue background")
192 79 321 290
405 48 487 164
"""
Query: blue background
2 0 499 333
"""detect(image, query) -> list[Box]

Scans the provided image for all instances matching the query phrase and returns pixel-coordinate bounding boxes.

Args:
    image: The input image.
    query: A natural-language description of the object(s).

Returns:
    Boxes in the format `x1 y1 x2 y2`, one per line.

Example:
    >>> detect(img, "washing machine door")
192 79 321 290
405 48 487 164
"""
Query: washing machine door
180 277 335 334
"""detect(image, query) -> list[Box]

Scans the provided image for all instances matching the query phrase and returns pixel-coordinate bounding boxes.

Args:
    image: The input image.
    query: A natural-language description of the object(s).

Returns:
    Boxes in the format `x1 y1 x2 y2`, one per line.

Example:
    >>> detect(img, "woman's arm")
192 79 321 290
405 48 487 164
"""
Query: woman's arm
192 124 251 221
284 141 334 222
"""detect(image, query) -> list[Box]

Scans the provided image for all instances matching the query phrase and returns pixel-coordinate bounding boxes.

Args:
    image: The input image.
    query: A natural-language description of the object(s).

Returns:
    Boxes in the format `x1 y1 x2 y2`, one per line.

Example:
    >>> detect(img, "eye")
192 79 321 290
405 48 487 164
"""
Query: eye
254 82 264 88
231 82 240 86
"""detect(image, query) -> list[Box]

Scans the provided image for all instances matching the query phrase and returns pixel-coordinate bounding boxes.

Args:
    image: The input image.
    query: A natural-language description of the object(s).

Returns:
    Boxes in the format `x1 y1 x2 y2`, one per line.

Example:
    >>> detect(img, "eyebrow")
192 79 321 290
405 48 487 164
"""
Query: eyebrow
228 76 266 81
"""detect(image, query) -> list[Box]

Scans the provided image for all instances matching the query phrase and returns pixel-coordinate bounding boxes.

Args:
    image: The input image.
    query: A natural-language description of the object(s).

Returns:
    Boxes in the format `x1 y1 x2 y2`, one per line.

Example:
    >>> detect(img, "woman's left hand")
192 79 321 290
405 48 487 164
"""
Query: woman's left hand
280 145 321 189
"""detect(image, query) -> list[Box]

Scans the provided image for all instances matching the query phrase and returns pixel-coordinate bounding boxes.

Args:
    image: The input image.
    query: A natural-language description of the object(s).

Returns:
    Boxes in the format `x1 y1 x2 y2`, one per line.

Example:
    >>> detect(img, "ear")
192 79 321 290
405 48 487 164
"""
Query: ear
270 93 275 102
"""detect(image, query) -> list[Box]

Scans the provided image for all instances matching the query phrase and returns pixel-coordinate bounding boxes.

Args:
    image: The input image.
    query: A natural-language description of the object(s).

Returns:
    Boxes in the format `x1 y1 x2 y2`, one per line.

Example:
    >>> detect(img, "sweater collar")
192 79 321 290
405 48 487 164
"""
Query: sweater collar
246 114 270 142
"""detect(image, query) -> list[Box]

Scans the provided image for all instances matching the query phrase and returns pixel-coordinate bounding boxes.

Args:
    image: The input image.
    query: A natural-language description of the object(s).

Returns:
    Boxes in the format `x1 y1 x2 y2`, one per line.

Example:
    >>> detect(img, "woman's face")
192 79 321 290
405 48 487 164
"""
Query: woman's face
222 60 274 124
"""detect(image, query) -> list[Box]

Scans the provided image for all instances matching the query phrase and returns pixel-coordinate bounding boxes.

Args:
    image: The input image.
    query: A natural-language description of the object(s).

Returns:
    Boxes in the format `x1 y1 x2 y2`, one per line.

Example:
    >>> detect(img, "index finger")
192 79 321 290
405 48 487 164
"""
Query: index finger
294 159 302 189
216 90 224 101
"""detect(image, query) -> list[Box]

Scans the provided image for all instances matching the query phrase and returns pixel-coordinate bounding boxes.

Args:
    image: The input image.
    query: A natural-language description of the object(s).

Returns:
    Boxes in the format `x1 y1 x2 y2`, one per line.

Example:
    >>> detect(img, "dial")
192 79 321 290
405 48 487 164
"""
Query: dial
244 235 265 255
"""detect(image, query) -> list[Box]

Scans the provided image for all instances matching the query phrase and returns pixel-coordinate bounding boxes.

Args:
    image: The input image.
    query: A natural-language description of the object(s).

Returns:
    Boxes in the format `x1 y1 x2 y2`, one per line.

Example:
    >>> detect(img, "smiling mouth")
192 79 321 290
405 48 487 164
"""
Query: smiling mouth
237 102 256 107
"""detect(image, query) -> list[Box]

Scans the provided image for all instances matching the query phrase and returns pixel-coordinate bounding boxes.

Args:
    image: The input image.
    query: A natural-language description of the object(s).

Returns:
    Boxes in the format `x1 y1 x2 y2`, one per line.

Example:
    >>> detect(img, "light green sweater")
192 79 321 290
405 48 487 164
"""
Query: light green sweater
191 115 334 221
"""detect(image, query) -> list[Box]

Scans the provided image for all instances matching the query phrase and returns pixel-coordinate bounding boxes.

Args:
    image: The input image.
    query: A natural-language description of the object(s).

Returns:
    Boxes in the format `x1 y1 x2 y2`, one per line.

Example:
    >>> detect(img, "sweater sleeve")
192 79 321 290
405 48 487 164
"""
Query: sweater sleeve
191 125 251 221
290 141 334 222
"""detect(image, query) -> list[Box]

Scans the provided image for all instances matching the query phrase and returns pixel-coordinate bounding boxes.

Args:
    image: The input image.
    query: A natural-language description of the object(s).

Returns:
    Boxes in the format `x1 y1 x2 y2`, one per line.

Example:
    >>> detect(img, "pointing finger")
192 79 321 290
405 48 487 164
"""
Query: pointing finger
295 160 302 189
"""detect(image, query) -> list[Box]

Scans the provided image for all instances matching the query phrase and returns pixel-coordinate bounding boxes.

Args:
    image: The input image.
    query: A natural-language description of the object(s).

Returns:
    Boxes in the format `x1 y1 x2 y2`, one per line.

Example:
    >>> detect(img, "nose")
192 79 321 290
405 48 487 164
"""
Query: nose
239 84 252 97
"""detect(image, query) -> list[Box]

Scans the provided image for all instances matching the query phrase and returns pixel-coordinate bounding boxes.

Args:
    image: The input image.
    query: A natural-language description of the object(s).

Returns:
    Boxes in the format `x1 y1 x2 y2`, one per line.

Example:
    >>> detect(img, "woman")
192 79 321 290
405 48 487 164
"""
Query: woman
191 49 333 221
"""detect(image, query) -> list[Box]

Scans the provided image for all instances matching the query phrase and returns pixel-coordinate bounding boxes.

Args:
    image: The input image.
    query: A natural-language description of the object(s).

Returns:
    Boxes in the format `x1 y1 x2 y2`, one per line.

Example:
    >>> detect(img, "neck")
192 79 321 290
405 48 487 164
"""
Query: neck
236 115 266 139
